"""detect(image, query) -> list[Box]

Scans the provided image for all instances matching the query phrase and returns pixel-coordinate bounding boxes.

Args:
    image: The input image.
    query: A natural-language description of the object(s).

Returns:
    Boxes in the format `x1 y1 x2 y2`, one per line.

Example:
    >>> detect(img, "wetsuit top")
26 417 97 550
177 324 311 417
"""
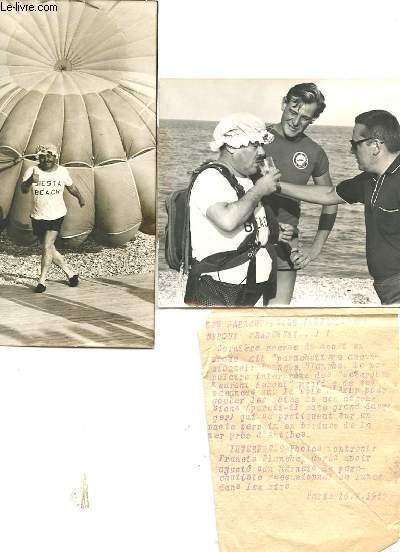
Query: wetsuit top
263 126 329 228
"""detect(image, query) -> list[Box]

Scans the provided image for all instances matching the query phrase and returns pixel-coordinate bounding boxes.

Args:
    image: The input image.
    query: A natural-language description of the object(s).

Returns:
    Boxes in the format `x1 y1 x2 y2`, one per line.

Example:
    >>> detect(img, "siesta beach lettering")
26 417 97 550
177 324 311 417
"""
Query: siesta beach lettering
34 189 61 195
33 179 62 195
0 2 35 11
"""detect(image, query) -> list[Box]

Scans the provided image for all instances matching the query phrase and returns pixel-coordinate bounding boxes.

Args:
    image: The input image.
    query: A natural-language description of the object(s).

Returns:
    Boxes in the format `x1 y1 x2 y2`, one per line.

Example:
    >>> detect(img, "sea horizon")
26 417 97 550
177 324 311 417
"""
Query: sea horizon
161 118 352 129
158 119 369 280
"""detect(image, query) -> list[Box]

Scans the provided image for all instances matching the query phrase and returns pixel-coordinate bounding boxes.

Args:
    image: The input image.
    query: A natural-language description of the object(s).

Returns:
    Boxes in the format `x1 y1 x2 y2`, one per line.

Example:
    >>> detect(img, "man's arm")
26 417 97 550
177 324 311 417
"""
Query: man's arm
21 167 38 193
279 177 345 206
279 172 345 269
66 184 85 207
206 170 280 232
21 175 33 193
294 172 339 268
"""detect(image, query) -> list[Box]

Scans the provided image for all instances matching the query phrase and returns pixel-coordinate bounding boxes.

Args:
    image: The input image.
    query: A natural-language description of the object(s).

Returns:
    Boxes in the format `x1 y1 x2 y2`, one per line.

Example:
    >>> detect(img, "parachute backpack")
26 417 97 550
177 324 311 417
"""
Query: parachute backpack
165 162 241 274
164 160 279 269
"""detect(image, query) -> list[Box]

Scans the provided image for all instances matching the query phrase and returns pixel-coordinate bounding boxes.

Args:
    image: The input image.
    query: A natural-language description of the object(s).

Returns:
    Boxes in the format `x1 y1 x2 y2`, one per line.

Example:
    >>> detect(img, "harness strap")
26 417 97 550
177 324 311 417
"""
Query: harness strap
185 161 277 293
183 161 259 272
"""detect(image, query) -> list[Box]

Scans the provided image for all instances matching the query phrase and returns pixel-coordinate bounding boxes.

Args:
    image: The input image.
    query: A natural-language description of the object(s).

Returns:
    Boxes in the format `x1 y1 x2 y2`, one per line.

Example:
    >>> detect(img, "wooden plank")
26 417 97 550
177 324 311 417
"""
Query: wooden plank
0 273 154 348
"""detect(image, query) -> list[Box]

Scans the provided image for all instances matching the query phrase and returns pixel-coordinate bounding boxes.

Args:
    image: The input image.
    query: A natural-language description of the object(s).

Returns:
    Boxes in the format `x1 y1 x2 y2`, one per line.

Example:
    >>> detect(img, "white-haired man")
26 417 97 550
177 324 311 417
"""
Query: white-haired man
184 113 288 307
21 144 85 293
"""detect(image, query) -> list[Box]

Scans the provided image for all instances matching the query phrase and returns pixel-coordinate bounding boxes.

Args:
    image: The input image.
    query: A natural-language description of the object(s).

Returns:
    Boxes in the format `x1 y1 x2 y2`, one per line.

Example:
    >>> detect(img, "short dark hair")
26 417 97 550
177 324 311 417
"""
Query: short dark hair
284 82 326 119
355 110 400 153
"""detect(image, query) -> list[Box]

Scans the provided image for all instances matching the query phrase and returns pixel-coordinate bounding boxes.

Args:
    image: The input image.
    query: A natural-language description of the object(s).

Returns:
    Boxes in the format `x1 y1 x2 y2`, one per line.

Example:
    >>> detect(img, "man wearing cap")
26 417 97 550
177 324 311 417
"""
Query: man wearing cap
264 82 338 304
21 144 85 293
278 109 400 305
185 113 288 307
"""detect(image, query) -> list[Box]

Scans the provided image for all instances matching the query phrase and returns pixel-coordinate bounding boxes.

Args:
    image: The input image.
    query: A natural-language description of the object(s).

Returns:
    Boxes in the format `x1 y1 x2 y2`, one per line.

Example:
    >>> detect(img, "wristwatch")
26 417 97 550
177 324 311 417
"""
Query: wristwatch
276 182 282 194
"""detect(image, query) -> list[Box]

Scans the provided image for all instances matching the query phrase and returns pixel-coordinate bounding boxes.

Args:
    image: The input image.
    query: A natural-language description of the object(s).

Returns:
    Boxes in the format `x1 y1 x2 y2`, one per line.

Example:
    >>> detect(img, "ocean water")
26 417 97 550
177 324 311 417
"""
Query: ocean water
158 119 369 279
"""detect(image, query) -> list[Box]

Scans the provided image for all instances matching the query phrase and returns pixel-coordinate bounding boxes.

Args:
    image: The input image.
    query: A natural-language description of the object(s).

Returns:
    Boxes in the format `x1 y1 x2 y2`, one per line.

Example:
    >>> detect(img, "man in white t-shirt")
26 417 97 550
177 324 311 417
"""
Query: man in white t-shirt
21 144 85 293
185 113 291 307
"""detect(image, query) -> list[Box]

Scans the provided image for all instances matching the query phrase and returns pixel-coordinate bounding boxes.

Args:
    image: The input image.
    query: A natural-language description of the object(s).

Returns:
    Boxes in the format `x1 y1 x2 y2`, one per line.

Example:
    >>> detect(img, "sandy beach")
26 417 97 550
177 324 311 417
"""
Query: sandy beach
157 269 380 308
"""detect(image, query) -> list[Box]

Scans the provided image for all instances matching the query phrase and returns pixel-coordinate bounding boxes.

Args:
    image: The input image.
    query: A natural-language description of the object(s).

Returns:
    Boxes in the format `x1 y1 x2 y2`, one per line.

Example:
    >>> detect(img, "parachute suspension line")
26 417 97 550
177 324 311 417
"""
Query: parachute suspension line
104 223 141 236
80 93 95 167
55 2 86 72
130 147 155 159
119 84 156 115
59 89 66 164
126 155 142 213
44 2 63 62
97 91 126 159
115 87 155 144
0 87 24 115
64 77 95 165
69 4 116 65
1 10 53 65
40 0 99 9
63 1 88 66
19 72 58 157
105 1 120 16
72 16 119 64
54 59 73 72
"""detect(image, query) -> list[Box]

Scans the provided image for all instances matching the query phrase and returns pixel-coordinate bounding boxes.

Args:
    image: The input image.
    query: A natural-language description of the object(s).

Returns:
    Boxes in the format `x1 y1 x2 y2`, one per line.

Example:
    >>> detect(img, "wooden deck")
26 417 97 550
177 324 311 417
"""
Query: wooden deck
0 273 154 348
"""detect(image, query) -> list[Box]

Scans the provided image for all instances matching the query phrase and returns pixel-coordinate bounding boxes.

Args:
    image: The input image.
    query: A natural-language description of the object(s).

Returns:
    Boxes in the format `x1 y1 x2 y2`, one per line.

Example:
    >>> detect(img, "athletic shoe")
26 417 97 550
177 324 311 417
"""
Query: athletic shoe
69 274 79 287
34 283 46 293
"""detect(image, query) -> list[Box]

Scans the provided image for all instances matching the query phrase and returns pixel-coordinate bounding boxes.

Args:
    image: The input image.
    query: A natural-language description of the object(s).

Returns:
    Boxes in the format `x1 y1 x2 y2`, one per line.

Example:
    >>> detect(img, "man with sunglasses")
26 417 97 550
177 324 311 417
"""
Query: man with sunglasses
21 144 85 293
277 110 400 304
264 83 338 305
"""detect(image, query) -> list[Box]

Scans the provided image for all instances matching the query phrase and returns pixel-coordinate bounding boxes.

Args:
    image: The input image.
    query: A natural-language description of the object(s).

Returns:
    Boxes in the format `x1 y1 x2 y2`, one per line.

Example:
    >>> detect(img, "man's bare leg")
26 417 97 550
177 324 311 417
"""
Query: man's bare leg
268 270 297 305
51 245 75 279
37 230 58 287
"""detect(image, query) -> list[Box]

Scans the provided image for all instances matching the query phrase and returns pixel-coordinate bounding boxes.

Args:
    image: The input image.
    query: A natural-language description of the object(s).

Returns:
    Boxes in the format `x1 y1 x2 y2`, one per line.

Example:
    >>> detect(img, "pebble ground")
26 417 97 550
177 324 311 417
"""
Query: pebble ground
0 232 155 286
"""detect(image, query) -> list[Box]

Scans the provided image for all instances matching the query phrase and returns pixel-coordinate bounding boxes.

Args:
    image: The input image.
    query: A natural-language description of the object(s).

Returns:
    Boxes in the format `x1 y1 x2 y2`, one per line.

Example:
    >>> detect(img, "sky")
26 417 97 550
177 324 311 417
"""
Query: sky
158 0 400 128
160 79 400 127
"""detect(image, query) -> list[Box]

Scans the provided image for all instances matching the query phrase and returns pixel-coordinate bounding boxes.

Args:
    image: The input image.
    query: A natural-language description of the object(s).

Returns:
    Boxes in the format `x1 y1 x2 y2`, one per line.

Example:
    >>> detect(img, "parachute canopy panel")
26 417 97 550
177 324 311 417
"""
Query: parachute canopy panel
0 0 156 246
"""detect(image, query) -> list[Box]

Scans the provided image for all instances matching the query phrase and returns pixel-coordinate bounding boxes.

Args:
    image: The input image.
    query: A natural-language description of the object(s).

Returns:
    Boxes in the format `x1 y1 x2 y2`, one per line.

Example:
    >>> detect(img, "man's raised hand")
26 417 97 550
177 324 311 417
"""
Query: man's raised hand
32 167 39 183
254 168 281 196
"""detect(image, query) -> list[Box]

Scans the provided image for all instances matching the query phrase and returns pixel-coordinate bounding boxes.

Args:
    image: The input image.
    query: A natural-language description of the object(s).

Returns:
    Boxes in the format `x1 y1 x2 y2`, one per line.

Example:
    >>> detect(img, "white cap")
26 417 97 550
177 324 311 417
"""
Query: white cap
209 113 274 152
35 144 59 159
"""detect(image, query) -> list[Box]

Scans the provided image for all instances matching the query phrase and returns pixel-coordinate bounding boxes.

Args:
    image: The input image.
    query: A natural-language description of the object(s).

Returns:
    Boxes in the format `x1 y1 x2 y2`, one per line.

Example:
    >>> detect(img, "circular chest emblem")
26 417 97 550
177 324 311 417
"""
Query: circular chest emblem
293 151 309 170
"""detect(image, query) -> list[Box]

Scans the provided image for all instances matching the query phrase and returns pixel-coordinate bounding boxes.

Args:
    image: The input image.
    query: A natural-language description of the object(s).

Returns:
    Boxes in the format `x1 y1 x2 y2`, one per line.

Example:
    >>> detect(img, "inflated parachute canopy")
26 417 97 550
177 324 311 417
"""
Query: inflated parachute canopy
0 0 156 247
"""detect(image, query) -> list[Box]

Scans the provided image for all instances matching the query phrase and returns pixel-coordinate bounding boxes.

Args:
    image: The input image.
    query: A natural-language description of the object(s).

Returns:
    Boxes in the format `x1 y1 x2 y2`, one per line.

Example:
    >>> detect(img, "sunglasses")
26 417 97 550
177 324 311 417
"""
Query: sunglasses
349 137 375 151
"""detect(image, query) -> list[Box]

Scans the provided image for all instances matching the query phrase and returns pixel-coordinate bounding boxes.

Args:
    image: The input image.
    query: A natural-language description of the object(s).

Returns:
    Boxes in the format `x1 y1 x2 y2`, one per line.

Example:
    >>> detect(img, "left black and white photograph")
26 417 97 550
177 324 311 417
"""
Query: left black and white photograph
0 0 156 348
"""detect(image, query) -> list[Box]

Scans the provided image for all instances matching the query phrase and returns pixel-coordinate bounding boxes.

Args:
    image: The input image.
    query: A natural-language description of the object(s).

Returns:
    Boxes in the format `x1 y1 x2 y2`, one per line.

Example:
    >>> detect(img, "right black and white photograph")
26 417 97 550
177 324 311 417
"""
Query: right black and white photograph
158 79 400 308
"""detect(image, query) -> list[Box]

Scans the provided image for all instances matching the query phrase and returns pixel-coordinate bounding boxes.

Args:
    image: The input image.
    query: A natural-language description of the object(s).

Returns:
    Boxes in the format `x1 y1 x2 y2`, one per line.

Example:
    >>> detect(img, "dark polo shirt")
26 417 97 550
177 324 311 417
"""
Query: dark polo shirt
336 154 400 281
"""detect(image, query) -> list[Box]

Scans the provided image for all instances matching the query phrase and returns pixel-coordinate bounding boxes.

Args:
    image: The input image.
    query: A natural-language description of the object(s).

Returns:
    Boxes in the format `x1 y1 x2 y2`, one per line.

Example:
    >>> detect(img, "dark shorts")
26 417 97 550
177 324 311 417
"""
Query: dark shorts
31 216 64 239
373 273 400 305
